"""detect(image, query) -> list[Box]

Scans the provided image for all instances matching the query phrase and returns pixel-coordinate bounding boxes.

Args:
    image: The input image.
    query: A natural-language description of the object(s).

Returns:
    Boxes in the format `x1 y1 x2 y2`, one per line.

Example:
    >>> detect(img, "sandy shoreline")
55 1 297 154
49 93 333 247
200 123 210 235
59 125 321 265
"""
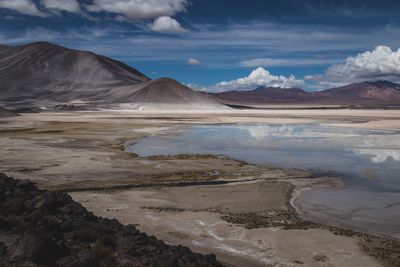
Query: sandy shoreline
70 174 398 267
1 109 400 266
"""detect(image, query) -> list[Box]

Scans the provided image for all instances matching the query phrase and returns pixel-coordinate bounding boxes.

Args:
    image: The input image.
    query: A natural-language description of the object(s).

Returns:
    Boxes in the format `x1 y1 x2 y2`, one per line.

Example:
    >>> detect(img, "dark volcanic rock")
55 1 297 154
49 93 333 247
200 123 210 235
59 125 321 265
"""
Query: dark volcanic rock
0 173 224 267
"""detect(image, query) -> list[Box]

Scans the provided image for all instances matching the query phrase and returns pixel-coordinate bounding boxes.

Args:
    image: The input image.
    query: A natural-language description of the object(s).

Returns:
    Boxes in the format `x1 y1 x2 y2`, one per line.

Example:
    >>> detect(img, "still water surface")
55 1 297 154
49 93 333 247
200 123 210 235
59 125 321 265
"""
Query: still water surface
127 124 400 238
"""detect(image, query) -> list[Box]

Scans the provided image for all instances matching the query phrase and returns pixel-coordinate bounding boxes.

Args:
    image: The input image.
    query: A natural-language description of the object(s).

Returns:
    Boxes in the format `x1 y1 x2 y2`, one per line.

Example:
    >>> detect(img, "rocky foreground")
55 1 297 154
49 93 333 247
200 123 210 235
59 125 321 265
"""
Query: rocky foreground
0 173 224 267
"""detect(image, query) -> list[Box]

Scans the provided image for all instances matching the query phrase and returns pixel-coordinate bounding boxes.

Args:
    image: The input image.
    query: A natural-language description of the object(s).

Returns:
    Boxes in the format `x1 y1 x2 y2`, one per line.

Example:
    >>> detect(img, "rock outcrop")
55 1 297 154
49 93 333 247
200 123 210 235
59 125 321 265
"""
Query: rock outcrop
0 173 224 267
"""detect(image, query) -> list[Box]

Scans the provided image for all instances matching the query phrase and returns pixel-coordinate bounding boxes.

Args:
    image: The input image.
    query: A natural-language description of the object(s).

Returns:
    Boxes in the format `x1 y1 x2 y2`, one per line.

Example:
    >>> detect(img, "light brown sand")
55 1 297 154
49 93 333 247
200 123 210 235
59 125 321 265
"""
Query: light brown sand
71 182 382 267
1 109 399 266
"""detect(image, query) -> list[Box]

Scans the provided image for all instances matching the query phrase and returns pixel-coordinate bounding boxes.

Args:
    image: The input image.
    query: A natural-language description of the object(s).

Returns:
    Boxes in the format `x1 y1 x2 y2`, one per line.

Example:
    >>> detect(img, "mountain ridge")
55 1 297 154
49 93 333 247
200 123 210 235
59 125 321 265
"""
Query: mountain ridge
0 42 227 110
213 81 400 105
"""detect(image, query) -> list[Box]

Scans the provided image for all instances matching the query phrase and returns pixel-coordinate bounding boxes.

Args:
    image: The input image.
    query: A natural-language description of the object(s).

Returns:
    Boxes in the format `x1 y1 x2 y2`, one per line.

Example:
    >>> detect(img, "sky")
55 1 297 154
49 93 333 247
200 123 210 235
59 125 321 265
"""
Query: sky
0 0 400 92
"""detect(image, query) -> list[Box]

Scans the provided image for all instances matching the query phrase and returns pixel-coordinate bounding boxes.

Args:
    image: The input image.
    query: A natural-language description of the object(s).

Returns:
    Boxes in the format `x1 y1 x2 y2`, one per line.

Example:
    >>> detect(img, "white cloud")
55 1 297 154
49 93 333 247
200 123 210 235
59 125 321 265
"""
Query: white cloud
198 67 304 92
149 16 186 33
239 57 341 67
304 75 315 80
240 58 299 67
1 14 26 20
86 0 188 20
4 20 400 72
310 46 400 86
3 21 400 91
327 46 400 80
0 0 47 17
41 0 81 14
187 58 200 65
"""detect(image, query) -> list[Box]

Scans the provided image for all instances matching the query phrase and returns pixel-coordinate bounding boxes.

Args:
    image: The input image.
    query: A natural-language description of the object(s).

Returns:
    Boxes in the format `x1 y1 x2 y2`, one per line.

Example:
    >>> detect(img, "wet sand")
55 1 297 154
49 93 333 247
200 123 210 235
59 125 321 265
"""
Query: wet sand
71 180 382 267
1 109 400 266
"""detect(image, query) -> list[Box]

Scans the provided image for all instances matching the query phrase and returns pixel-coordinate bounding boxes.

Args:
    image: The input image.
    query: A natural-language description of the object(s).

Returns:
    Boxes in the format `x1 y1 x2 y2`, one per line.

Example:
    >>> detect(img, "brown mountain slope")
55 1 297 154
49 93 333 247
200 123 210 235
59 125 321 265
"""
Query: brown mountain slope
213 81 400 105
114 78 226 109
214 87 310 104
312 81 400 104
0 42 226 110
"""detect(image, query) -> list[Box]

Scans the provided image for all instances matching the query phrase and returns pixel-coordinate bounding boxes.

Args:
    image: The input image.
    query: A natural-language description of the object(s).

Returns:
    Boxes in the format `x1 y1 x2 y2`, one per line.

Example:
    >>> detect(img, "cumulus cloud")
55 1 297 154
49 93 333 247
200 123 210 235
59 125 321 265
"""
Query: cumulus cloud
41 0 81 14
214 67 304 92
310 46 400 86
1 0 189 21
327 46 400 80
187 58 200 65
86 0 188 20
149 16 186 33
0 0 46 17
191 67 304 92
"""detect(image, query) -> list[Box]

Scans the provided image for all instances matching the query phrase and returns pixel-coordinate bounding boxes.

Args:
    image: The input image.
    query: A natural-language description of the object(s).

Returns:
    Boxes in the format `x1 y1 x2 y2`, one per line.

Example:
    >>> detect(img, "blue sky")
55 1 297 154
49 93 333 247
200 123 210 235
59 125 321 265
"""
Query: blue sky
1 0 400 91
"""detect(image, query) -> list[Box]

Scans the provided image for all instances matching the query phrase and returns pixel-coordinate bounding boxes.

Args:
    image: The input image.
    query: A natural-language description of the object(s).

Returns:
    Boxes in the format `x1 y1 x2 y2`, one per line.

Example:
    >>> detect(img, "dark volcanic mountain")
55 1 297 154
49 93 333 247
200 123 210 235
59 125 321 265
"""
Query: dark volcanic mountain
213 81 400 106
0 42 226 110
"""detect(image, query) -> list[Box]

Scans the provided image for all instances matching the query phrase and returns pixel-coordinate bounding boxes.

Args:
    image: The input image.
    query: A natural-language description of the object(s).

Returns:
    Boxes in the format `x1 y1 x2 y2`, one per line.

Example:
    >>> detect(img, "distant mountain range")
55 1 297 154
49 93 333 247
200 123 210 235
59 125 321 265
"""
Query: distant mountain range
1 42 399 110
0 42 225 110
213 81 400 106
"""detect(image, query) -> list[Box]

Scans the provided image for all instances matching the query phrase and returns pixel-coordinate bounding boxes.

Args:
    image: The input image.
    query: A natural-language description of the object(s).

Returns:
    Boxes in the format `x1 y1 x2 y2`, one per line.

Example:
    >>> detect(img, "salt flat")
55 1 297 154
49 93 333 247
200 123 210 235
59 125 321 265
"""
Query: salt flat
1 109 399 267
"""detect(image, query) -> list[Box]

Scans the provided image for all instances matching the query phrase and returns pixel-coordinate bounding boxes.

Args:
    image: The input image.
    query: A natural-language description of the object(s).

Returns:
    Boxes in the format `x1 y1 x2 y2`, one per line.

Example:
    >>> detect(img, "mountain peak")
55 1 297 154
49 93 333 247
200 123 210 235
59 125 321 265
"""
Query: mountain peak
0 42 150 107
24 41 63 49
0 42 227 110
29 41 55 46
0 42 68 53
364 80 400 88
214 80 400 105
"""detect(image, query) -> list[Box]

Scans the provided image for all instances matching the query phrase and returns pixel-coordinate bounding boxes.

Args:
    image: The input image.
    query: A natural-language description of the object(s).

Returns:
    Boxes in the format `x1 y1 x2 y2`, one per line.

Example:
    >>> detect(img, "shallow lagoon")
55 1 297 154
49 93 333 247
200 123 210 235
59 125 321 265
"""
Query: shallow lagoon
128 124 400 239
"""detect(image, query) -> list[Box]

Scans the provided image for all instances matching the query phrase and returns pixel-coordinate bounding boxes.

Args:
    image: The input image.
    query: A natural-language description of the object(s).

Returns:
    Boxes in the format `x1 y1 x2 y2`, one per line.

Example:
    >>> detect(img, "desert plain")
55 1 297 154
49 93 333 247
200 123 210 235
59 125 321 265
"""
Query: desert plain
1 108 399 267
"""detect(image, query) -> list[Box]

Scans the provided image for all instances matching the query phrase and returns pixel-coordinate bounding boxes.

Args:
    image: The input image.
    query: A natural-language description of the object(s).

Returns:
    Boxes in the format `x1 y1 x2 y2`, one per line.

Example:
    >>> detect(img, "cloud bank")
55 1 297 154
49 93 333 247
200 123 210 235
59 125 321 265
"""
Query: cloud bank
0 0 46 17
87 0 188 20
191 67 305 92
2 3 400 89
327 46 400 81
239 57 341 67
41 0 81 14
0 0 188 33
308 46 400 87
